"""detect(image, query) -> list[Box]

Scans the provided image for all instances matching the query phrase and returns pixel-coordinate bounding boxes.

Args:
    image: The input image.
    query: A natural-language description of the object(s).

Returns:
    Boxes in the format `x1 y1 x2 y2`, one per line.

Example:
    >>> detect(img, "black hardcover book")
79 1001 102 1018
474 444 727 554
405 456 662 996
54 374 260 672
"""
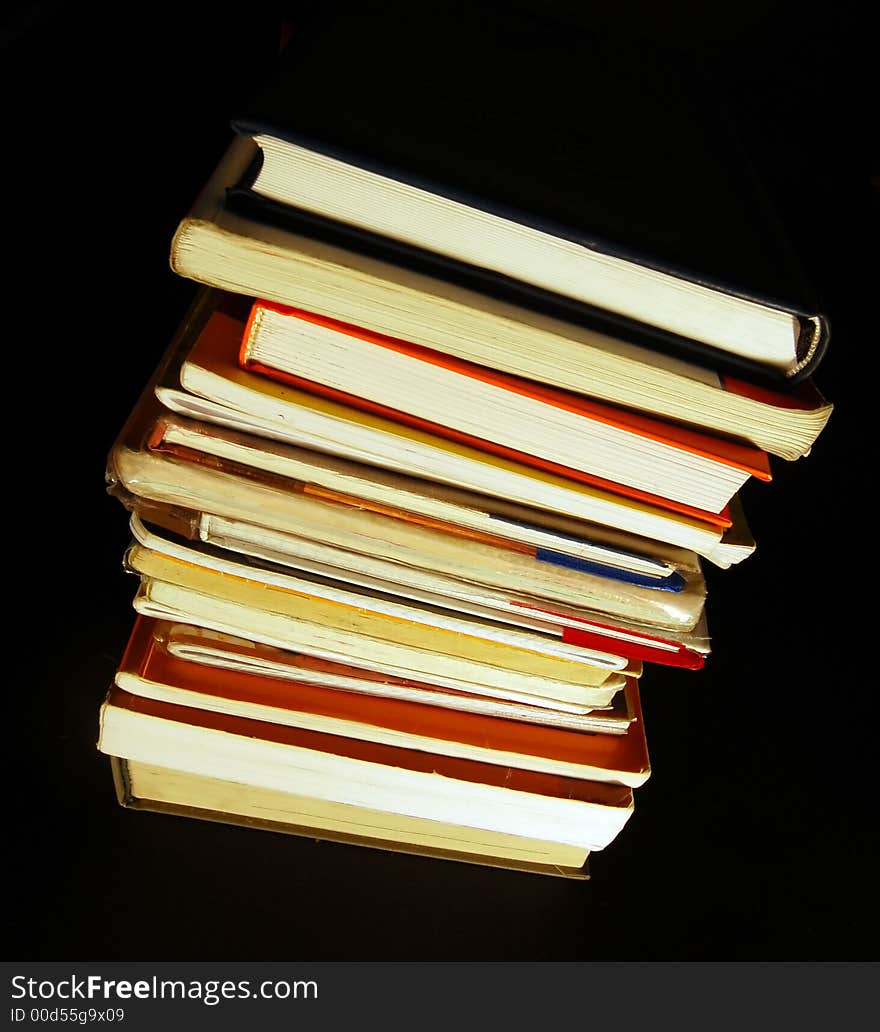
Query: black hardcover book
226 0 829 386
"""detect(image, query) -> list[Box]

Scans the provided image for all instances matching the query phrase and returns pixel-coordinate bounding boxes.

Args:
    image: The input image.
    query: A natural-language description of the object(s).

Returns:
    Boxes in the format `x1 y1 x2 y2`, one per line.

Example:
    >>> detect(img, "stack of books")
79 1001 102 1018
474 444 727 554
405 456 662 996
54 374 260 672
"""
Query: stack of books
98 2 833 878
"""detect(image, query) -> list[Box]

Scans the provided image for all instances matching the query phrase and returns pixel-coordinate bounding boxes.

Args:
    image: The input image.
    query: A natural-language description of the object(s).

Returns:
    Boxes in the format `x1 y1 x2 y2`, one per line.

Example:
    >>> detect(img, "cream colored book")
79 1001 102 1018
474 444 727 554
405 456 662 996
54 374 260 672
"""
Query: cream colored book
151 409 693 584
113 448 707 632
126 545 628 712
127 516 637 672
99 688 635 850
170 136 831 461
161 623 637 735
183 512 711 660
158 379 749 568
113 758 591 877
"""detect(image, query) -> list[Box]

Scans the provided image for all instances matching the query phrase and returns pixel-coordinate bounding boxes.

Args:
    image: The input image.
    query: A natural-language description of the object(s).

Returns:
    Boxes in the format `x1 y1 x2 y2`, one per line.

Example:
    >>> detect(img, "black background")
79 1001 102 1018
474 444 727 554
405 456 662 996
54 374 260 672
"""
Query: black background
3 1 874 960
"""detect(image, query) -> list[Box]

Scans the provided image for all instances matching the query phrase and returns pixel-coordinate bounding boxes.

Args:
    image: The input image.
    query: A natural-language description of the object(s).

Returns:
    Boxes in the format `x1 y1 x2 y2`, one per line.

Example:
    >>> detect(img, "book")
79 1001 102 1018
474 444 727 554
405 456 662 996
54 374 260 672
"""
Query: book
125 516 650 673
161 623 638 735
240 299 773 515
126 298 690 587
127 510 708 668
150 409 692 592
99 686 636 850
116 489 709 670
138 292 755 566
170 137 833 460
165 511 710 667
116 431 710 630
126 545 630 712
187 302 732 528
110 342 715 632
116 616 651 786
226 0 829 385
112 757 591 877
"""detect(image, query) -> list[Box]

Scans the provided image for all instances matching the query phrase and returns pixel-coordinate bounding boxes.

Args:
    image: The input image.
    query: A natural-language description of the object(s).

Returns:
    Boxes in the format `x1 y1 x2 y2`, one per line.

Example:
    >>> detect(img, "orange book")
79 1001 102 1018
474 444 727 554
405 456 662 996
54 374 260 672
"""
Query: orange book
124 290 756 565
116 616 650 786
240 299 772 521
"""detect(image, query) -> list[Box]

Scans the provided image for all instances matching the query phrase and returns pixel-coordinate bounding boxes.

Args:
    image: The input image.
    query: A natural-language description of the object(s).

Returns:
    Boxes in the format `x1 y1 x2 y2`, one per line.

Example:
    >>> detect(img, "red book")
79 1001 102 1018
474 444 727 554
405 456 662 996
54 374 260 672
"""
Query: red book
114 616 651 786
241 299 772 520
